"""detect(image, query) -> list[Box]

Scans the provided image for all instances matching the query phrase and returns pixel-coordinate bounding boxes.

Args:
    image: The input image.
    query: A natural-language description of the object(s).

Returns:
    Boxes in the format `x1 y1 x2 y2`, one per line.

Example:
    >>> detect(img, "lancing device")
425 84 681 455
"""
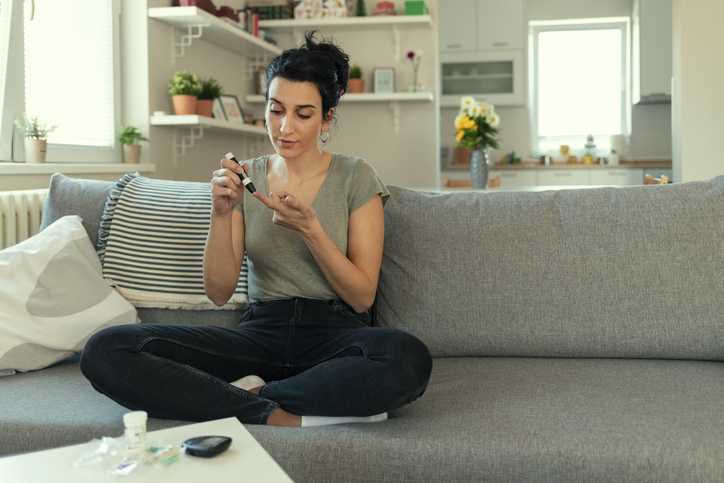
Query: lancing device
224 152 256 194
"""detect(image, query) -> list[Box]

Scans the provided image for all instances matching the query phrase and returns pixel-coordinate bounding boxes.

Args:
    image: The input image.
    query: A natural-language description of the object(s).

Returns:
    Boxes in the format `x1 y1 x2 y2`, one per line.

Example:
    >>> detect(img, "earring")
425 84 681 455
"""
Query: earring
319 131 330 144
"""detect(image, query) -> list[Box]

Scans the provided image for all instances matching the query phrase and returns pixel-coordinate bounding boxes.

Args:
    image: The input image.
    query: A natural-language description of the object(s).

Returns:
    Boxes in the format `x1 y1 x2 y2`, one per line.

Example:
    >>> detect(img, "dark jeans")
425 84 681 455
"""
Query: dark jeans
80 297 433 425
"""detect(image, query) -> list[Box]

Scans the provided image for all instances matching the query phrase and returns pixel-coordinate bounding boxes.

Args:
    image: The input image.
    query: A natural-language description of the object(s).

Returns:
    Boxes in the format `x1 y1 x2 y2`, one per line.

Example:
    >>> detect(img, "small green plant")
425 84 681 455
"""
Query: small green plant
198 77 223 100
14 115 57 140
168 71 202 96
118 126 148 145
349 65 362 79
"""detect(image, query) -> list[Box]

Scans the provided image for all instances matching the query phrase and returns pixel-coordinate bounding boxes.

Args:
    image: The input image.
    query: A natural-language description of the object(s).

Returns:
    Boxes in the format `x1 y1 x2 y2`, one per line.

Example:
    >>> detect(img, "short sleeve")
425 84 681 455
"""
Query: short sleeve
348 159 391 213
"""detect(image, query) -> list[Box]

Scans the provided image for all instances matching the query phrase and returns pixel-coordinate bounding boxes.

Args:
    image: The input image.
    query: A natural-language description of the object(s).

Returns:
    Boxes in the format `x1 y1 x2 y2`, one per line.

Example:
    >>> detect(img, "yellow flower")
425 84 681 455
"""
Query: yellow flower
454 114 466 130
462 117 476 130
455 130 464 142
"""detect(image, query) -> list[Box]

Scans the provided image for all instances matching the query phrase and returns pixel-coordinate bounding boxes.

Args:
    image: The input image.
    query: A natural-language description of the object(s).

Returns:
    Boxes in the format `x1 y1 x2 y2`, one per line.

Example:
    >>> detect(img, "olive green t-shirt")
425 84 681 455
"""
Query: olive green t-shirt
234 152 391 302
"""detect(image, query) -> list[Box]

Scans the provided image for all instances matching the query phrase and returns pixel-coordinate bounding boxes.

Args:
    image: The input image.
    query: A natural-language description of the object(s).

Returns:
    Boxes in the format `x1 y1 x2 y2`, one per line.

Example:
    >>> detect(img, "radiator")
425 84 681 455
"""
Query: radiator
0 189 49 249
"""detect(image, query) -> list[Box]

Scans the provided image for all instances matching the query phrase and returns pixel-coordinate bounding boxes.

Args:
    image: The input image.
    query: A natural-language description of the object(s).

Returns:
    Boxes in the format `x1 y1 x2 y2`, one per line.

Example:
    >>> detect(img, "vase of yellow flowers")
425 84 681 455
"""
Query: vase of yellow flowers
455 96 500 189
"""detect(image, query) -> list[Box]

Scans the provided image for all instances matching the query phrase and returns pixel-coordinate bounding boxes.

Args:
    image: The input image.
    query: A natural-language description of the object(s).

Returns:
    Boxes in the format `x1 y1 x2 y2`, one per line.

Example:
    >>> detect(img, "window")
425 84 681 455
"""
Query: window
0 0 121 162
529 18 631 155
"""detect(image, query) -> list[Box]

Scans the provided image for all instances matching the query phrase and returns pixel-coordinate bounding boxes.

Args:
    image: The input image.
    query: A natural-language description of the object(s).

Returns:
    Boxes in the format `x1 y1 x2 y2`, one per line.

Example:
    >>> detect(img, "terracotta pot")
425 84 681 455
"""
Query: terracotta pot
123 144 141 164
25 138 47 163
348 79 364 93
172 95 198 115
196 99 214 117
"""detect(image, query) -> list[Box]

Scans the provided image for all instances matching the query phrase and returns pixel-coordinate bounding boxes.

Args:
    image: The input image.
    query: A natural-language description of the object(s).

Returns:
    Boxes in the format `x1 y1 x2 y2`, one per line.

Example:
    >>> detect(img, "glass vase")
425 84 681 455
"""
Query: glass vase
469 148 490 189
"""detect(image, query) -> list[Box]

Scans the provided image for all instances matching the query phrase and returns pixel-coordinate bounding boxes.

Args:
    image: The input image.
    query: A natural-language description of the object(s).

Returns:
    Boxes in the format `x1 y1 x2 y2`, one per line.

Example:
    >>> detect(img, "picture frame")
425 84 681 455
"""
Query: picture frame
373 67 395 94
219 94 245 123
212 98 226 120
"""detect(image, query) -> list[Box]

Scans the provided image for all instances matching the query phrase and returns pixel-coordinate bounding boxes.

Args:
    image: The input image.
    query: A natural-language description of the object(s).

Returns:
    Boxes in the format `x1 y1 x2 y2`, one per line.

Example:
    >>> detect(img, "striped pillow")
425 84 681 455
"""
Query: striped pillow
96 173 248 310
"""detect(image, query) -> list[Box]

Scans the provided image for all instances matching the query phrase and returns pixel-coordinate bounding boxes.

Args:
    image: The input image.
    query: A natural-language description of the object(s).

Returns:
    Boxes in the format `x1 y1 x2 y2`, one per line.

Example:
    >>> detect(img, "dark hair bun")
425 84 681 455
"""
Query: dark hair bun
265 30 350 114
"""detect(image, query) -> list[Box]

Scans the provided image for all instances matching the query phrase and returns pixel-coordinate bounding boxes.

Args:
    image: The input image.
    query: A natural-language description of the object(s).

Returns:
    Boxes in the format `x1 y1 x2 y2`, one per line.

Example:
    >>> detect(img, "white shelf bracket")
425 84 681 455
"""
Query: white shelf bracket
173 25 205 62
176 126 205 158
392 27 401 64
292 29 304 48
390 101 400 133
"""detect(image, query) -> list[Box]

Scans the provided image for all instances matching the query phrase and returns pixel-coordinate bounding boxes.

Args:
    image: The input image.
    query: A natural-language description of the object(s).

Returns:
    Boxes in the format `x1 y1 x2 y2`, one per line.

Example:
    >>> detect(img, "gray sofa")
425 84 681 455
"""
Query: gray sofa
2 172 724 482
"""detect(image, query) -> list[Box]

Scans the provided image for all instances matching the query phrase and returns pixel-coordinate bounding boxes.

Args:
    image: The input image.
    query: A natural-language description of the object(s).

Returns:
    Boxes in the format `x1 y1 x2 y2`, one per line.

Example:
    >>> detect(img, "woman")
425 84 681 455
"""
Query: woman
80 32 432 427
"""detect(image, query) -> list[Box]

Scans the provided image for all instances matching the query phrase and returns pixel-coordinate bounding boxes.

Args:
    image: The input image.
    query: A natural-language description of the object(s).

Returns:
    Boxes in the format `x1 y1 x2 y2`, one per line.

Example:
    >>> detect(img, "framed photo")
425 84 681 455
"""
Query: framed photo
219 94 245 123
212 98 226 120
373 67 395 94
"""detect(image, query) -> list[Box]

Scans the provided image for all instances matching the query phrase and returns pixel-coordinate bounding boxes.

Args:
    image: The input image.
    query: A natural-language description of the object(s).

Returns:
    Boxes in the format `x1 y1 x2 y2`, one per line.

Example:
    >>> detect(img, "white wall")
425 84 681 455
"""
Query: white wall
440 0 672 167
145 0 440 188
671 0 724 182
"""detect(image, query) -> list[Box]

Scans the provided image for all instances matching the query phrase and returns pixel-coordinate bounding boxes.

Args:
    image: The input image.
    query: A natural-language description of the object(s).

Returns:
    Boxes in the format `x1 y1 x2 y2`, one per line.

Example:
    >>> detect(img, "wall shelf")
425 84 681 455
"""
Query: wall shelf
148 7 282 62
150 114 267 158
246 92 434 133
259 15 432 61
258 15 433 30
246 92 434 103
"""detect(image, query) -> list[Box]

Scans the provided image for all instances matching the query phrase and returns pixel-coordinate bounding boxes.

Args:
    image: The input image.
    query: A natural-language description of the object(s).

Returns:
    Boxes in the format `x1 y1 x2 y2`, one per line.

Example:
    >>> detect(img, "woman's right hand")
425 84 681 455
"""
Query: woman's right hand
211 157 249 216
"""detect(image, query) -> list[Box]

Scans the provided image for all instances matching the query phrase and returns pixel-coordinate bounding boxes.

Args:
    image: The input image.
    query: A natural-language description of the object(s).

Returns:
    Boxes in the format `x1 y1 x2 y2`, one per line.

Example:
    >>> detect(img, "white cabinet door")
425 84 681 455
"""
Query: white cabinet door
440 49 525 106
538 170 590 186
590 169 643 186
439 0 478 53
476 0 524 50
633 0 672 103
490 169 537 188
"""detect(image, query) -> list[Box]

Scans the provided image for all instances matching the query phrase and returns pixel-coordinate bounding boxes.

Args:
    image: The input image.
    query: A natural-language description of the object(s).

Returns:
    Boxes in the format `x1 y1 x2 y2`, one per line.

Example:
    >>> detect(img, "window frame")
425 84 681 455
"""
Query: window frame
0 0 123 163
528 17 632 156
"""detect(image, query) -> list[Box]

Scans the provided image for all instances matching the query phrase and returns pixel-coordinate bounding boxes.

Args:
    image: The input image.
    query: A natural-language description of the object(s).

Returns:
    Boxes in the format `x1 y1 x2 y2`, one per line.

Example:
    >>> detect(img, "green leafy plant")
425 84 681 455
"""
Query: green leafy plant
14 115 57 140
118 126 148 145
349 65 362 79
168 71 202 96
198 77 223 100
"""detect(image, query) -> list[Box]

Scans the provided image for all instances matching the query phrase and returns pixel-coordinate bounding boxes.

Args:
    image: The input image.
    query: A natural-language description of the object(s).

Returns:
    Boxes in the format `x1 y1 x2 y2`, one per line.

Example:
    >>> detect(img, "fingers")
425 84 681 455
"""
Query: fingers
219 157 248 176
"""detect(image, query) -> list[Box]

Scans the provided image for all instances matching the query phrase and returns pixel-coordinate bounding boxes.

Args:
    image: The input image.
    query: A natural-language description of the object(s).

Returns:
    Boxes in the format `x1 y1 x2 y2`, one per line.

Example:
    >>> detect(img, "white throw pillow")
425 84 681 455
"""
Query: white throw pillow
0 215 138 373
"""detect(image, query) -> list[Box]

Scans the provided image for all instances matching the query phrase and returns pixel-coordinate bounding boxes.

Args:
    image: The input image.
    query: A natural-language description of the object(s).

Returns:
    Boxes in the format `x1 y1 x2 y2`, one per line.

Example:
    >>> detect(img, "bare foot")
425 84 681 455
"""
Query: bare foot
266 407 301 427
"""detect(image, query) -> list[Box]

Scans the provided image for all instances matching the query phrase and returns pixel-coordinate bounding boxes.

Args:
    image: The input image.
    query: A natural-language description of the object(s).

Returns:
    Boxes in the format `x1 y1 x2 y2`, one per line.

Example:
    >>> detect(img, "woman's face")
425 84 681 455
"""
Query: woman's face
265 76 332 159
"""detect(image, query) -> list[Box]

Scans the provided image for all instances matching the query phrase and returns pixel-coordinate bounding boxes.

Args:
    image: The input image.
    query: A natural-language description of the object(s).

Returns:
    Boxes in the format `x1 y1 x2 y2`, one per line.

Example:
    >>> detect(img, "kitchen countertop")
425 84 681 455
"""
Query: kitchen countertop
444 160 672 171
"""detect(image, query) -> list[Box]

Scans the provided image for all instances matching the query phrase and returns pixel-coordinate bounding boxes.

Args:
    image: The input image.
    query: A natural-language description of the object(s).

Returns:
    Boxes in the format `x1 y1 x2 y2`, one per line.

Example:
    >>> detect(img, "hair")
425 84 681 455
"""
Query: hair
265 31 350 119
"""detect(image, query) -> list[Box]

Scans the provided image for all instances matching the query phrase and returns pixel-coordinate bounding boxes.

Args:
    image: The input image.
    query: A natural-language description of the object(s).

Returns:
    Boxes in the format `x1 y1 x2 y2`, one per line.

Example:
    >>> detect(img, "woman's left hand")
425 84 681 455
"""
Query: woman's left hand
253 190 320 237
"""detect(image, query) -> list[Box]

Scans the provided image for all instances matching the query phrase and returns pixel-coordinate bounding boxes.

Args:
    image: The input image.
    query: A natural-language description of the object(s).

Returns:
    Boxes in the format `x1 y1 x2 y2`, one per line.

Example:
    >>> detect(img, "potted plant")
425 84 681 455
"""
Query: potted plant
118 126 148 164
14 116 56 163
455 96 500 189
348 65 364 93
197 77 223 117
169 71 202 115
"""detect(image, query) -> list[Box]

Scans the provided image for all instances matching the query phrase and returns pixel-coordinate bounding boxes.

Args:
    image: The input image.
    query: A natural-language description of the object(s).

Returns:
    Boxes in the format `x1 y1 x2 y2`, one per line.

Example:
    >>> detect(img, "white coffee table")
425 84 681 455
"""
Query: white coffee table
0 417 293 482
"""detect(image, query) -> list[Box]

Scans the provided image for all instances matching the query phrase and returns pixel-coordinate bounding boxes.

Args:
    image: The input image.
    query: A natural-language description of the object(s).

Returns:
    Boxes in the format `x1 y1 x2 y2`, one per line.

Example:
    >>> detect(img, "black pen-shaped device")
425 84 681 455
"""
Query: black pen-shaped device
224 152 256 194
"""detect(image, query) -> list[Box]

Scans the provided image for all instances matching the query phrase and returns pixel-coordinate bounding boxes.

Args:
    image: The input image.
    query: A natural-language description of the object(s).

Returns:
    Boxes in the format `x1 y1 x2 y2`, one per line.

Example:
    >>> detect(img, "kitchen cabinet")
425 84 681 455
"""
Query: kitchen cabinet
440 49 525 106
590 168 643 186
438 0 478 53
538 170 590 186
490 169 537 188
476 0 525 50
632 0 672 104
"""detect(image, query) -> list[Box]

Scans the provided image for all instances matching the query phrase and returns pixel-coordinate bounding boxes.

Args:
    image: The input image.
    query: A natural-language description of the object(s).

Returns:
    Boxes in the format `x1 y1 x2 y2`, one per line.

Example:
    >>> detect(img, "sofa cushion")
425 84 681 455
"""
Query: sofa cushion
3 357 724 481
96 173 248 310
0 216 138 373
39 173 114 247
377 177 724 359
